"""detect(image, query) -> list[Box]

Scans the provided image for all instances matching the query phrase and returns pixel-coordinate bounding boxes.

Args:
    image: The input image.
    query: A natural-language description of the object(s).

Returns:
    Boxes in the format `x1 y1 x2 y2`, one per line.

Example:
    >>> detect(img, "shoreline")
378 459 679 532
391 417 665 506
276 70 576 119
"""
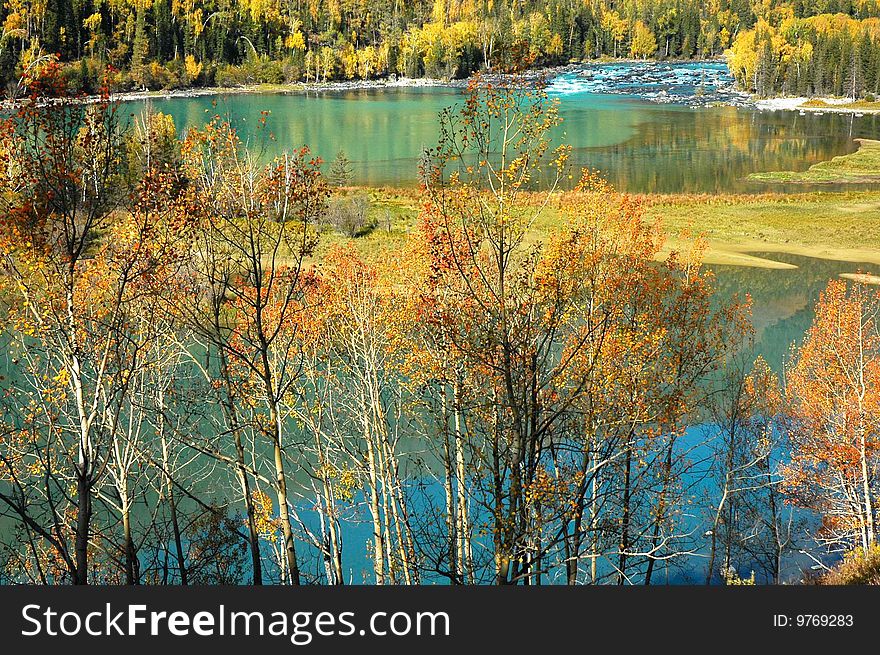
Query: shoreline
690 240 880 269
643 190 880 269
5 59 737 107
100 59 729 105
354 187 880 271
754 96 880 115
107 83 880 118
746 139 880 185
111 75 458 103
9 59 876 116
10 61 880 271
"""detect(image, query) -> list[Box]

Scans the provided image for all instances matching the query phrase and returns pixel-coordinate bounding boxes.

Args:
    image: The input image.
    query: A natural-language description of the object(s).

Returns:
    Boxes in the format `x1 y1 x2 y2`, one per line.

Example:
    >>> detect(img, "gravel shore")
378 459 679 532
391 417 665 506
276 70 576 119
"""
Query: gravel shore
755 96 880 114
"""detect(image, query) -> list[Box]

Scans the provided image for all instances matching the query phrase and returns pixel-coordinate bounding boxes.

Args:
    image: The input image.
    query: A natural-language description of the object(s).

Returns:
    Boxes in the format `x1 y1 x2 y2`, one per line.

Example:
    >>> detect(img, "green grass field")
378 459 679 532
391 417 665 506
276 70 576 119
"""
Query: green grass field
336 187 880 269
643 191 880 266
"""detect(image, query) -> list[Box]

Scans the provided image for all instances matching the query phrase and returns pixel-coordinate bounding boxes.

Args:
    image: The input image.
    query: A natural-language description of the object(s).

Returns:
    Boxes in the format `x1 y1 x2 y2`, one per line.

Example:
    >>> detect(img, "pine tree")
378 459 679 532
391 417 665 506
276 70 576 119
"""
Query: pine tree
131 7 149 88
329 149 354 187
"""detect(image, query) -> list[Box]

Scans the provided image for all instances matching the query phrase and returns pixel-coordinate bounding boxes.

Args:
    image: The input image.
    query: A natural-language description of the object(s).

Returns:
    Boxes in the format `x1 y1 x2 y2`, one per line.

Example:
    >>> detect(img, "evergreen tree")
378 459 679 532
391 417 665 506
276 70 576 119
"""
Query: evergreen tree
329 149 354 187
3 0 880 95
131 7 149 87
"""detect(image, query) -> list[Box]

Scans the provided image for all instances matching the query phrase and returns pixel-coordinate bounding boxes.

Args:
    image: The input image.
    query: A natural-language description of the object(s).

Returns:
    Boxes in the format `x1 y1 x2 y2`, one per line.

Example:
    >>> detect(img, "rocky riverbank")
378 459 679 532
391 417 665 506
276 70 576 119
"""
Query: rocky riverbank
12 60 880 116
101 74 454 104
15 60 746 109
0 74 456 110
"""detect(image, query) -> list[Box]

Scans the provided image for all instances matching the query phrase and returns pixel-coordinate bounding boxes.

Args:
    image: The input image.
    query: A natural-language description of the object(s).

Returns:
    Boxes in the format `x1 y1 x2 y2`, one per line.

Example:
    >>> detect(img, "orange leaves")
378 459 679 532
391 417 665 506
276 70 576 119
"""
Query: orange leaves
432 70 566 207
541 176 750 443
782 279 880 543
18 56 70 100
183 117 328 240
179 117 331 409
318 244 416 366
415 71 752 515
787 279 880 433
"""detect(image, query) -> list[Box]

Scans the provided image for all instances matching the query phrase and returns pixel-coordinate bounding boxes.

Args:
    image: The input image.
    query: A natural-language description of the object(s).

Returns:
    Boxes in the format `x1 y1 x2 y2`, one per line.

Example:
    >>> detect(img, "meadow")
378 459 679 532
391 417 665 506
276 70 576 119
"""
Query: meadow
329 186 880 271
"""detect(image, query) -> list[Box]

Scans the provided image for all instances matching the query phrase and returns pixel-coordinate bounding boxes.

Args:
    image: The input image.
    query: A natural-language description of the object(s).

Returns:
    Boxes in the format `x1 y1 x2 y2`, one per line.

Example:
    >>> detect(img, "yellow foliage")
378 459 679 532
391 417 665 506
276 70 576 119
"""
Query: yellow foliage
723 569 756 585
286 30 306 51
252 490 280 542
3 11 24 34
83 12 102 33
630 20 657 59
184 54 202 82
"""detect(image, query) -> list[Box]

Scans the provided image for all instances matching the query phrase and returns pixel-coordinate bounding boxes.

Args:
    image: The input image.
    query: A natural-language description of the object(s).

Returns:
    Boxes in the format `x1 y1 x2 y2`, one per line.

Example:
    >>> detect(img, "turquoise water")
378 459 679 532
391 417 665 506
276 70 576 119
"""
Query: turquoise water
712 253 878 369
131 76 880 193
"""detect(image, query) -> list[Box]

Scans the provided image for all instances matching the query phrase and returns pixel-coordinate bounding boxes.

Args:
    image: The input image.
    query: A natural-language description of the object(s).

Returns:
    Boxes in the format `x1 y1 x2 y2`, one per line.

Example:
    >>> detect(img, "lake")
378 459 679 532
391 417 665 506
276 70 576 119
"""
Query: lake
712 252 878 369
132 62 880 193
126 62 880 367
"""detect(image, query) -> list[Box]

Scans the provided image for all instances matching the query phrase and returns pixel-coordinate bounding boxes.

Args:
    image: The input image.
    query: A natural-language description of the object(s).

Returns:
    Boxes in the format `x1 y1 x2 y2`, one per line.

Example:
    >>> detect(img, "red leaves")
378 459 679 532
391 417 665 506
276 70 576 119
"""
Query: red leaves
20 57 68 100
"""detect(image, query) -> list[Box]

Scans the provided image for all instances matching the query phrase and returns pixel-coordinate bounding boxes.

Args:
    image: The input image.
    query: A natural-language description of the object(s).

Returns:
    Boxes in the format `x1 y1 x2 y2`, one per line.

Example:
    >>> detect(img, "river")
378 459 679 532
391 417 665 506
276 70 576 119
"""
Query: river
133 62 880 193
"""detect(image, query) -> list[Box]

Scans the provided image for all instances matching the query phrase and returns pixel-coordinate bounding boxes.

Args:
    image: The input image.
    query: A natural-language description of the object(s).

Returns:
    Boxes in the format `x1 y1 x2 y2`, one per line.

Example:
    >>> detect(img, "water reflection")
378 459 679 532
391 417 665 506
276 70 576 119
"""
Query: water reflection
710 253 878 369
139 87 880 193
566 102 880 193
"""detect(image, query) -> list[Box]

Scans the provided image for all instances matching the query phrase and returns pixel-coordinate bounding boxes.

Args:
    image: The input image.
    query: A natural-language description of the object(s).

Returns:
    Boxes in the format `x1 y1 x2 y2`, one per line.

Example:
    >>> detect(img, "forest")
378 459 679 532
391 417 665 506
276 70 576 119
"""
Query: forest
5 0 880 97
0 63 879 586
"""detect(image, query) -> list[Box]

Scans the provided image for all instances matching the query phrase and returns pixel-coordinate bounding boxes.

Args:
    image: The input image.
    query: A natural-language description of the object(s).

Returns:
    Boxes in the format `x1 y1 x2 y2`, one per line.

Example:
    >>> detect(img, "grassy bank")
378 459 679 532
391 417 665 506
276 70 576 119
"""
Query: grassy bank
339 187 880 269
802 98 880 112
748 139 880 184
643 191 880 267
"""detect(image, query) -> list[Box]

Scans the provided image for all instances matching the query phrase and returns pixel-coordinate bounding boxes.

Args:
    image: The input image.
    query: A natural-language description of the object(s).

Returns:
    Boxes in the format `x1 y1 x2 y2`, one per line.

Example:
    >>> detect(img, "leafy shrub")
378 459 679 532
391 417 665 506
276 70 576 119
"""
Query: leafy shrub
284 62 304 83
127 60 185 91
722 568 756 585
214 63 244 87
215 57 286 87
325 192 373 237
62 58 103 94
255 58 285 84
124 111 181 183
819 545 880 585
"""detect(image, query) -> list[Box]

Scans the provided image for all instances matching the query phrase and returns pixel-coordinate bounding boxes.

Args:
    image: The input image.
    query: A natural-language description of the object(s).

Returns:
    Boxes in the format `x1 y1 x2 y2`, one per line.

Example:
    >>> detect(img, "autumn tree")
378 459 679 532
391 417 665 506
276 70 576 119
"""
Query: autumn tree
420 71 749 585
783 279 880 556
422 70 576 584
704 356 794 584
0 63 189 584
630 21 658 59
311 246 422 584
601 10 627 58
179 116 330 584
544 180 750 585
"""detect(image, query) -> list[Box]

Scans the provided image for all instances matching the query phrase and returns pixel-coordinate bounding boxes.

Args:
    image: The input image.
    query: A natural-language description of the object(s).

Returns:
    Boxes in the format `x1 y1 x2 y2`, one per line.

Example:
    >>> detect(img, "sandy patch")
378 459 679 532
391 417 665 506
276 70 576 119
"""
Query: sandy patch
840 272 880 285
754 97 808 111
755 96 880 114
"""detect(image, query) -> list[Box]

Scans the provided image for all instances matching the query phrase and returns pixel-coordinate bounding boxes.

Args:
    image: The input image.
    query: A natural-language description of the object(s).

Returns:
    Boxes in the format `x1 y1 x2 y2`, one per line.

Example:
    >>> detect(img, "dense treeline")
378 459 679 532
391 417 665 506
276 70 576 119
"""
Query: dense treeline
6 0 880 95
729 13 880 97
1 67 879 585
